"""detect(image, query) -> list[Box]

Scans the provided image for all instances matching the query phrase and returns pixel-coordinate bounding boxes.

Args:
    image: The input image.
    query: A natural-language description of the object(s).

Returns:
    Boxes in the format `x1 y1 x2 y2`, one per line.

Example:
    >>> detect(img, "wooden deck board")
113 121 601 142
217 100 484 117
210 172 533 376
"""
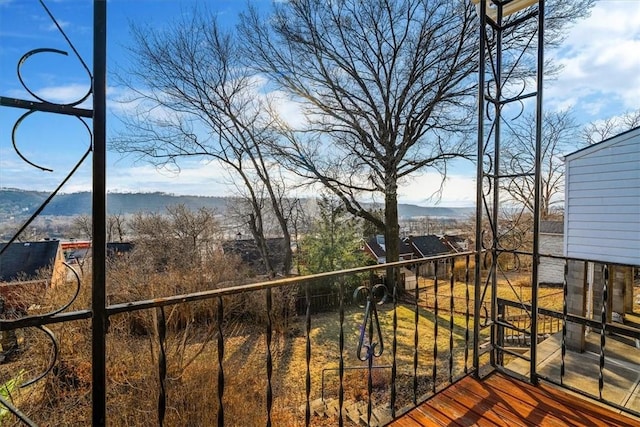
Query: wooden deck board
388 373 639 426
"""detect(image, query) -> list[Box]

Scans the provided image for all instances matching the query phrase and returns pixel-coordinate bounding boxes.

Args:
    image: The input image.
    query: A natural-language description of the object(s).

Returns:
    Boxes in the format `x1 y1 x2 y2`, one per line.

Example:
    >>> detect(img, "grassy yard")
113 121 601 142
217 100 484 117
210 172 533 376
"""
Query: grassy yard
2 275 565 426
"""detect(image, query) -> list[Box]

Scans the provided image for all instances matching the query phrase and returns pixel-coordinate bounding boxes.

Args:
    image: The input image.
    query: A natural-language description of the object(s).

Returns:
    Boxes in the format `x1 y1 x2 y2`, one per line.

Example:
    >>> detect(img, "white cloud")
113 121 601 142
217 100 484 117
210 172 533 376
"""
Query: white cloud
36 83 92 105
399 172 476 207
546 1 640 118
106 161 230 197
45 19 70 32
8 84 93 107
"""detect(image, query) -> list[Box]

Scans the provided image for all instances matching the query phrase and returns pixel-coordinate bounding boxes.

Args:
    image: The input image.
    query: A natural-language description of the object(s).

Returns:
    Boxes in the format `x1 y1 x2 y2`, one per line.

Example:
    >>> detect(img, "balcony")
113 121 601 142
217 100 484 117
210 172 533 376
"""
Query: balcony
2 0 639 425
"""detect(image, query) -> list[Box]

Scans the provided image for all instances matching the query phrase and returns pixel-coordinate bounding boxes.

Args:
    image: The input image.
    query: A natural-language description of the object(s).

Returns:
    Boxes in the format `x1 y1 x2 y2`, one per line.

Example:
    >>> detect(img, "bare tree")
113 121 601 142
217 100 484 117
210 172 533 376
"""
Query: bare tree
128 204 220 271
72 214 92 239
107 213 126 242
112 8 294 277
239 0 594 264
73 213 127 242
501 110 578 218
166 204 219 260
582 108 640 145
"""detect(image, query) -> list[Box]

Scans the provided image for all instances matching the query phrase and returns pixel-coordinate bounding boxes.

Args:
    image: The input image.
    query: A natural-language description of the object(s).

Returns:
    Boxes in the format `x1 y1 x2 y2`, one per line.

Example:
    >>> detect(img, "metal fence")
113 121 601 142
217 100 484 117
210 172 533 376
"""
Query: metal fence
1 253 485 426
2 1 639 425
496 257 640 417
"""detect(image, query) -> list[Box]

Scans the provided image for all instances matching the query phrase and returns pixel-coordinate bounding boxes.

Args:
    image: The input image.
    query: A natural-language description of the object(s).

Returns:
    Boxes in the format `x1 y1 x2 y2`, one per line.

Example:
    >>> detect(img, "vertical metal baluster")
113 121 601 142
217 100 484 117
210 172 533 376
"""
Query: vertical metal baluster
92 1 108 425
216 297 224 427
464 255 470 374
413 264 420 405
266 289 273 427
497 303 504 366
530 0 545 386
449 259 455 383
599 265 608 400
432 262 439 394
338 280 345 427
305 282 312 426
367 295 373 427
561 261 568 386
473 0 488 377
156 307 167 427
391 270 398 418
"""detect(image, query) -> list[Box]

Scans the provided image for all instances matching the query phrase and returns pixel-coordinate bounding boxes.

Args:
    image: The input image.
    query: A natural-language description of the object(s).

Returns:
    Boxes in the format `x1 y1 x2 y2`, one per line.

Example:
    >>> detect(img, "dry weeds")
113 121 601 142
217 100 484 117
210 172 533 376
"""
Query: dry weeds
1 268 567 426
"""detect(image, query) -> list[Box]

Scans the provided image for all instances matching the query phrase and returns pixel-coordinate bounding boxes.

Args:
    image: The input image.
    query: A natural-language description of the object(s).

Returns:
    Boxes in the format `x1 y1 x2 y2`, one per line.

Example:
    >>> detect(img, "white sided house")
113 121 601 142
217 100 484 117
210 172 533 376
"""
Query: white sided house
562 126 640 351
564 126 640 266
538 221 564 286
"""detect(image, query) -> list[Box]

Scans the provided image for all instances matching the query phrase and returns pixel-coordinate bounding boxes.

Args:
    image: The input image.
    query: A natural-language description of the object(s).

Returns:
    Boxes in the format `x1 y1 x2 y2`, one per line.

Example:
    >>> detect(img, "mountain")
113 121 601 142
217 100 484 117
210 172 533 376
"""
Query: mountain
0 188 231 218
0 188 472 219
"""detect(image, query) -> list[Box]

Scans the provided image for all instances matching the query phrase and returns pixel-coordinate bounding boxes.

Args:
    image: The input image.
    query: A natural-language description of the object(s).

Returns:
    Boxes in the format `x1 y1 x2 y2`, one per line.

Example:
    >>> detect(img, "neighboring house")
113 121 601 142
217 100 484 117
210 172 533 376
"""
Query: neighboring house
564 126 640 266
62 241 134 262
363 235 414 264
0 240 65 286
404 235 452 278
363 235 415 290
107 242 134 258
538 220 564 286
563 126 640 350
61 241 134 279
440 234 469 253
406 235 451 258
62 241 91 263
62 240 91 278
222 237 287 277
0 240 66 313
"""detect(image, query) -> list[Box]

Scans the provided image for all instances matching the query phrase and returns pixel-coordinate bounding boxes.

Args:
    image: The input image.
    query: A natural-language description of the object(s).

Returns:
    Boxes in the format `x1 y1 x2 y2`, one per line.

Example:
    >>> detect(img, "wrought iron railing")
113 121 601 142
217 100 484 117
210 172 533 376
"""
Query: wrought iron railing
496 255 640 418
2 1 638 425
1 253 489 426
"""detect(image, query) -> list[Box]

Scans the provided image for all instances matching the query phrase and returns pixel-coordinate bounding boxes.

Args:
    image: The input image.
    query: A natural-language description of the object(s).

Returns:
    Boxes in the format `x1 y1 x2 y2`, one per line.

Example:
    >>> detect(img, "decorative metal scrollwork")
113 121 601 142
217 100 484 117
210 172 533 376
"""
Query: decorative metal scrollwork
0 3 94 422
353 283 388 361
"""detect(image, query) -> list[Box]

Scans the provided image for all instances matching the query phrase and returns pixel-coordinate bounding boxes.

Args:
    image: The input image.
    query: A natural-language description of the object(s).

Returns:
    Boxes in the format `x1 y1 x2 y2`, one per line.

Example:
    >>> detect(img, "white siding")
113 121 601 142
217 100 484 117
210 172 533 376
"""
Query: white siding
564 127 640 265
539 233 564 285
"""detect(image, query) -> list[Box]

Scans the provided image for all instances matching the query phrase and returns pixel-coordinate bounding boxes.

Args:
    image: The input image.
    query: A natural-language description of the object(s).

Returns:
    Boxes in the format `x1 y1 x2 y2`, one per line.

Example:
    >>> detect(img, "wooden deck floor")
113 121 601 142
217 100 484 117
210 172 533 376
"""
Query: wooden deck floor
388 372 639 426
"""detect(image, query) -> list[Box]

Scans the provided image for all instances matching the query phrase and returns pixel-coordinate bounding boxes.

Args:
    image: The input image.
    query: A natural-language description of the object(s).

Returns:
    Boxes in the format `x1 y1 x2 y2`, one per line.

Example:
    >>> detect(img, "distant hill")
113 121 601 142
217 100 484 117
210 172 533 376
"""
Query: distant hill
0 188 231 218
395 203 473 219
0 188 473 219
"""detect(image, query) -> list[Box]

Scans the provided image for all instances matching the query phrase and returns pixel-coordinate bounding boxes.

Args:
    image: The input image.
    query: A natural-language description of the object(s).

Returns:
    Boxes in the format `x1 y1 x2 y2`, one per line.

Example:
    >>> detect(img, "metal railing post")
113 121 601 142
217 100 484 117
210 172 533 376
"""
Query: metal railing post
91 1 108 425
530 0 545 385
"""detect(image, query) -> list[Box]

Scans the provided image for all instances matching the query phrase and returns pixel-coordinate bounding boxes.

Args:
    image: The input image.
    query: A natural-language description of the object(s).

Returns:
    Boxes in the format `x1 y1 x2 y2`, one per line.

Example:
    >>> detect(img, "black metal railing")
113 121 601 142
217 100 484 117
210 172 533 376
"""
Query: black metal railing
1 252 485 426
496 255 640 418
2 1 638 425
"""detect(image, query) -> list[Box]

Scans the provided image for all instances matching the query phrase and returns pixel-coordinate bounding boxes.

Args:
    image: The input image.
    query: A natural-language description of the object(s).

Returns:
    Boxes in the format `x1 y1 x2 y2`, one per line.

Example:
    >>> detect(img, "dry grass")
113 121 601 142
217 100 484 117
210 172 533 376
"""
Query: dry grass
417 271 565 313
1 304 476 425
1 267 567 426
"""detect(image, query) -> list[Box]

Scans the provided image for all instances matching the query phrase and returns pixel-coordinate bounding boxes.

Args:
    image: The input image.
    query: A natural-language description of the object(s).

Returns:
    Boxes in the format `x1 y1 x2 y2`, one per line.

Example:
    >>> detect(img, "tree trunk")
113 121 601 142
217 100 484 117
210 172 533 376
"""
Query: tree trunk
271 208 293 276
384 174 401 291
248 213 275 278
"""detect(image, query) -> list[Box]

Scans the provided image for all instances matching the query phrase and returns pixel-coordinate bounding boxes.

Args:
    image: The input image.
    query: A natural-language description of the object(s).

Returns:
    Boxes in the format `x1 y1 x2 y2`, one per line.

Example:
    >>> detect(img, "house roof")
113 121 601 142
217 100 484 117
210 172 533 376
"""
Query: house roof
221 238 286 275
540 220 564 235
107 242 134 257
439 234 468 253
365 236 414 259
0 240 61 282
564 126 640 161
406 235 451 258
442 234 465 244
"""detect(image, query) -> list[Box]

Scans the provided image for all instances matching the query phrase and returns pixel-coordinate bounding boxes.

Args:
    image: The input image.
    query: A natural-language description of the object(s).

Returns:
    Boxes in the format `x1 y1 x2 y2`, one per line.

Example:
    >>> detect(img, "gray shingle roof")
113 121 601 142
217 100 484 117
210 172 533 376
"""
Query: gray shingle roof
0 240 61 282
365 236 414 259
406 235 450 258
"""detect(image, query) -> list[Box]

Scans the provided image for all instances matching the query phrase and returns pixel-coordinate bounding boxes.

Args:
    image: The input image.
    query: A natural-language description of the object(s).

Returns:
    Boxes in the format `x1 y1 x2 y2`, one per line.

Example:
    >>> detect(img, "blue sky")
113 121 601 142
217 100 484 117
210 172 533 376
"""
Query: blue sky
1 0 639 207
